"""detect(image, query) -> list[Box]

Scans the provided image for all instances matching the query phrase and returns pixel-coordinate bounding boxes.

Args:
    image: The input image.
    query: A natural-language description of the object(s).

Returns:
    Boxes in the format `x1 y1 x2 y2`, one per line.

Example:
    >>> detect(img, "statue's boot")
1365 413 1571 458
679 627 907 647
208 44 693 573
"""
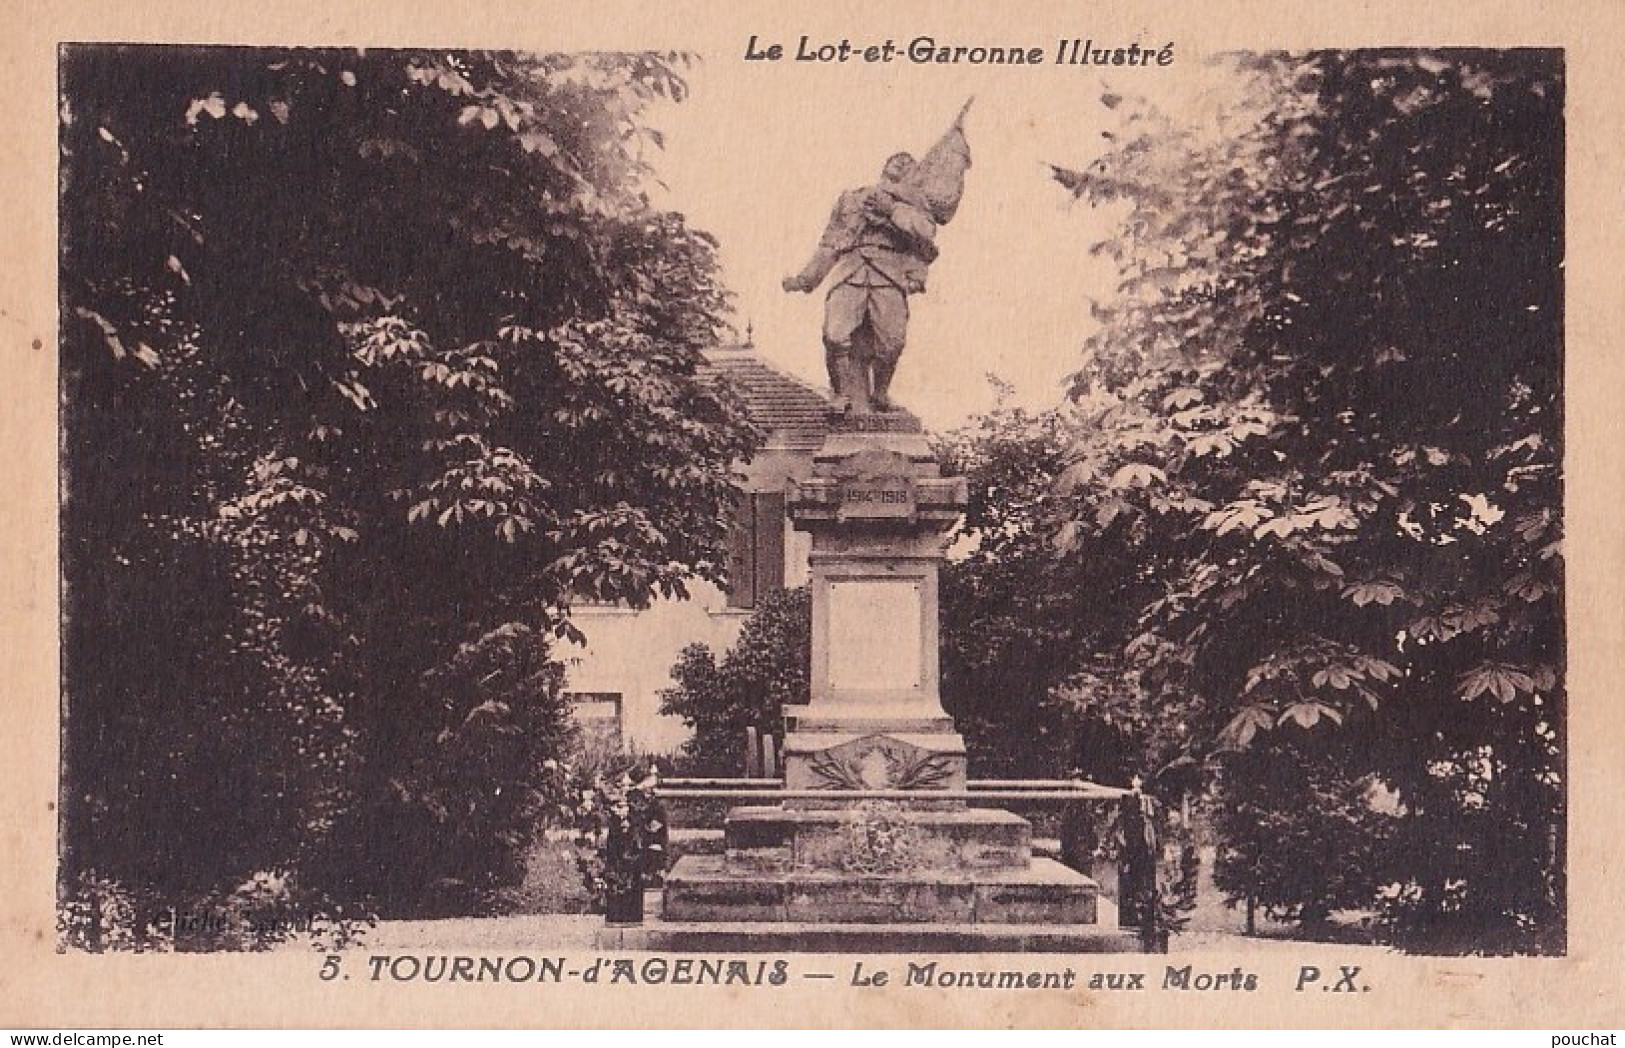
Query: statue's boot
870 356 899 412
824 346 856 415
840 353 872 414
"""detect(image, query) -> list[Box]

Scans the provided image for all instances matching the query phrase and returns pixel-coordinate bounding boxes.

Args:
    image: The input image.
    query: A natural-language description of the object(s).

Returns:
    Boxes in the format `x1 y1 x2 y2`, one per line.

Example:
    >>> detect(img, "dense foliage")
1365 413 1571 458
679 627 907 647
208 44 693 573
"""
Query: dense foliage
59 46 758 926
660 586 811 774
1048 50 1564 953
937 403 1154 782
1208 735 1398 929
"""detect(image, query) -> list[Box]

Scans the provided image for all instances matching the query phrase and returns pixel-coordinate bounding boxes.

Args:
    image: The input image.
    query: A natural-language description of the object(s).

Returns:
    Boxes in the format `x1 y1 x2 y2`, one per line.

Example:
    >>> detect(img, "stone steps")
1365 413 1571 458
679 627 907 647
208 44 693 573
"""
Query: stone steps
599 919 1142 954
667 827 726 860
664 855 1100 925
666 827 1067 864
721 804 1033 872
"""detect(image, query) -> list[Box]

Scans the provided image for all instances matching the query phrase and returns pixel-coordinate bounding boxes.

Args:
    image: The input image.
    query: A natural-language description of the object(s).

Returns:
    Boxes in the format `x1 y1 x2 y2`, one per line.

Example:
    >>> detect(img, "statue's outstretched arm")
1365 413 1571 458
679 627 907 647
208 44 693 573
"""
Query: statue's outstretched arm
784 195 851 293
784 245 837 293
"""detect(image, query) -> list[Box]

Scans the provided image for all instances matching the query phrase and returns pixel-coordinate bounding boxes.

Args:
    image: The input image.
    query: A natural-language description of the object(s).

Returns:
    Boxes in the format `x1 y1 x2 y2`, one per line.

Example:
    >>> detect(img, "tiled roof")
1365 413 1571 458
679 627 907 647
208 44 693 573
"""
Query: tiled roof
698 345 829 451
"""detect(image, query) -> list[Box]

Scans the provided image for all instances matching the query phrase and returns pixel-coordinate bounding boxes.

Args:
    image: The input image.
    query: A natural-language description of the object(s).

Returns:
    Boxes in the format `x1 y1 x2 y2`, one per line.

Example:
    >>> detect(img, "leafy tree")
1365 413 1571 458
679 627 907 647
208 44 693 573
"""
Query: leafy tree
937 402 1156 782
1049 50 1564 952
59 46 758 920
350 623 573 916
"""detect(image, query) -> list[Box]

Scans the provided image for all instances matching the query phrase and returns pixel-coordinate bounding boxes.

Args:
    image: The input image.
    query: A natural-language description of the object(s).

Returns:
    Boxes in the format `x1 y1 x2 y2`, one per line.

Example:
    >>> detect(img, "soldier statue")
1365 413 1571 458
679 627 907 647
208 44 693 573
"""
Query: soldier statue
783 100 973 414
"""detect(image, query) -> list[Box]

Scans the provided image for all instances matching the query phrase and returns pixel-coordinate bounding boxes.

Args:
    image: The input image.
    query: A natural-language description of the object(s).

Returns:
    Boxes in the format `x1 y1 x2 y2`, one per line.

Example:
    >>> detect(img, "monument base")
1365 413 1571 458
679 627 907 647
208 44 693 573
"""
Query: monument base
647 798 1115 948
664 855 1100 925
715 805 1031 872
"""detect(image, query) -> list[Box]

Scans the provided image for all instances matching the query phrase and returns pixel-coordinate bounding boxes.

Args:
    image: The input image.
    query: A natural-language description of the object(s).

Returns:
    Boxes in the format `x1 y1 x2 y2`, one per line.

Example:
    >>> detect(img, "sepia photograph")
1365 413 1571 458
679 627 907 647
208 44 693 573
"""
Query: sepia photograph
54 39 1564 959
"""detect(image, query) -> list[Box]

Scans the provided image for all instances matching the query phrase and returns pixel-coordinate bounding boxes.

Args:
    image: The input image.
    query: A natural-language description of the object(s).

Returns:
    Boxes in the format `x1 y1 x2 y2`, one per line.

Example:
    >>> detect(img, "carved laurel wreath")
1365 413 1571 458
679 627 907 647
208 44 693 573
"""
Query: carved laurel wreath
807 750 869 791
807 745 954 791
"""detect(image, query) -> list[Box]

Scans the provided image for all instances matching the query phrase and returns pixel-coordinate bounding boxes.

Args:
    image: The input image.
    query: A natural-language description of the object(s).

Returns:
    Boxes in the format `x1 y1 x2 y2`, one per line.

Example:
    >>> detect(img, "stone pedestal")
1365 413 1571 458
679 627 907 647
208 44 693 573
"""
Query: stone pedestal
627 410 1131 951
782 411 968 804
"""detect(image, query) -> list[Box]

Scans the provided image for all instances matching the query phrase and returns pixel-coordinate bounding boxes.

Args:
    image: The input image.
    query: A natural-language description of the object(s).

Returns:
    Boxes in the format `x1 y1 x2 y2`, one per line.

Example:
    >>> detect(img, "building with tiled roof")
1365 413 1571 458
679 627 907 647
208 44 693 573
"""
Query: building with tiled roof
563 342 829 753
697 343 828 452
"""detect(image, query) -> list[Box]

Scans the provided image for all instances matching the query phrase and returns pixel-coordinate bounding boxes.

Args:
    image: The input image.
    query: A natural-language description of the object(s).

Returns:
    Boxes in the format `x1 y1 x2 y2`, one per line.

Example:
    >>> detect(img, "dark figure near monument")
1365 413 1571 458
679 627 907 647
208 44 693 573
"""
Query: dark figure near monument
783 100 973 414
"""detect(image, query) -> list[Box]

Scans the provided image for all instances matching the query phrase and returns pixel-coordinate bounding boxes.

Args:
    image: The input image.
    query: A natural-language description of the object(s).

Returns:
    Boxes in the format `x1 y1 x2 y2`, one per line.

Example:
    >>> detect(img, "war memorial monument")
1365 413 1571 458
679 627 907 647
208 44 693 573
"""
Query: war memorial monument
600 105 1145 952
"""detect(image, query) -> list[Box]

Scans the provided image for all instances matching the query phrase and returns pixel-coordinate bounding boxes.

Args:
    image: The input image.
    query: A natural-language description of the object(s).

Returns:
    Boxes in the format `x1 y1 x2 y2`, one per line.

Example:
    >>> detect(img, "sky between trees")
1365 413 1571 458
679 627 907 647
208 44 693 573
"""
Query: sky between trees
648 51 1237 429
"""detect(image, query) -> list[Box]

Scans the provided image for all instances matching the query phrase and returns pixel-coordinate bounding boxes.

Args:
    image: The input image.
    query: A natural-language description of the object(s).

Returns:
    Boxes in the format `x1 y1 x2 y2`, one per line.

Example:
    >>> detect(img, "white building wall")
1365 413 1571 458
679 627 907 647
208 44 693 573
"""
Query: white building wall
563 581 749 754
785 516 812 589
563 443 818 754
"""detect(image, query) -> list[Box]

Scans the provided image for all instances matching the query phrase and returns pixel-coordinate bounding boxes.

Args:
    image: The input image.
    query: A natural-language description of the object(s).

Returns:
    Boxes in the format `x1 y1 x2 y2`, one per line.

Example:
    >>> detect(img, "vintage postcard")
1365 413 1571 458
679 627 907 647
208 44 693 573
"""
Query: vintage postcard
3 0 1623 1031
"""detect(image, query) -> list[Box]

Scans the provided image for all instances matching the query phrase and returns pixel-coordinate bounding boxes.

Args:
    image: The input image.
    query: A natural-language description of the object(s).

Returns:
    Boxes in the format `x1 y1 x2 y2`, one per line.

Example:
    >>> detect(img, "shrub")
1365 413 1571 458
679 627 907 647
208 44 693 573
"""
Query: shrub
660 586 810 774
313 623 576 918
1211 736 1397 929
